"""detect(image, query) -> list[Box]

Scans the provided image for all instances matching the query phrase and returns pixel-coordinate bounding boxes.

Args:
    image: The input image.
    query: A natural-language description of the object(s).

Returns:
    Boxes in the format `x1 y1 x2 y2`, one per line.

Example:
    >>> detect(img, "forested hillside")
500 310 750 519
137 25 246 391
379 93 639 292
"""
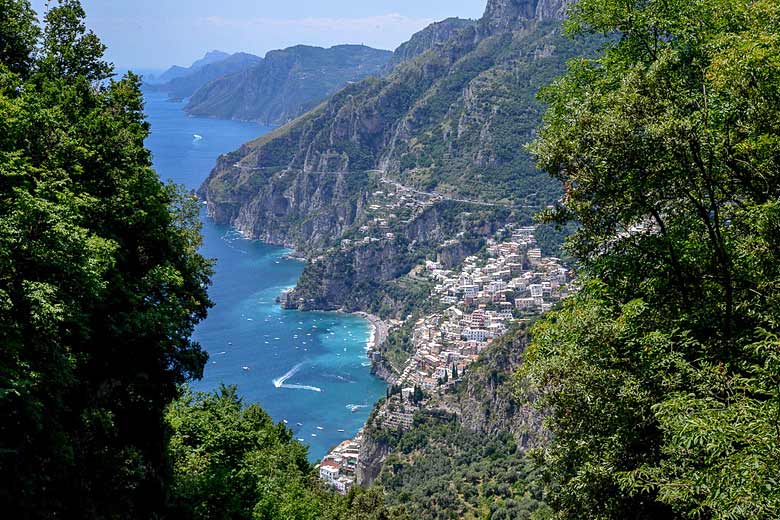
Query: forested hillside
520 0 780 517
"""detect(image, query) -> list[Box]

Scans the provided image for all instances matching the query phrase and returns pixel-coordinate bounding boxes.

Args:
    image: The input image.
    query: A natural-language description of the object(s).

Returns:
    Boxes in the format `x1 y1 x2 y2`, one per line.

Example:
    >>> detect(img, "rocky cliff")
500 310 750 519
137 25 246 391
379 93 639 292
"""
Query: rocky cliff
384 17 477 72
482 0 570 33
199 0 594 315
185 45 392 125
441 327 544 446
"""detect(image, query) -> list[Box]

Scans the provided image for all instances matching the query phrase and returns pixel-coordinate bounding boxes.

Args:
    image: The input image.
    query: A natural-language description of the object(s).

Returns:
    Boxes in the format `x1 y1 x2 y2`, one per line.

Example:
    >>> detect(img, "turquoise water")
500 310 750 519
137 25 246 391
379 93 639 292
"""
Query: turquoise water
143 90 385 460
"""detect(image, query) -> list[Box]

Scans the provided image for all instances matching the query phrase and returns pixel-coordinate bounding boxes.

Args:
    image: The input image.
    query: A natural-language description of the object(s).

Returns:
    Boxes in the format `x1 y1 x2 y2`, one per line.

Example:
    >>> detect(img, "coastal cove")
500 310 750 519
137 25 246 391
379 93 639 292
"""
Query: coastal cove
143 90 386 461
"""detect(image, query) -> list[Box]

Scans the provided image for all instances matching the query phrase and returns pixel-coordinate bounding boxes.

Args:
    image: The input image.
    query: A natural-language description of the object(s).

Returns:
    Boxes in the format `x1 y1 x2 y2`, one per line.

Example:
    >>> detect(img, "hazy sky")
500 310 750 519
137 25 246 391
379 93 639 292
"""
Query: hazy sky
30 0 487 70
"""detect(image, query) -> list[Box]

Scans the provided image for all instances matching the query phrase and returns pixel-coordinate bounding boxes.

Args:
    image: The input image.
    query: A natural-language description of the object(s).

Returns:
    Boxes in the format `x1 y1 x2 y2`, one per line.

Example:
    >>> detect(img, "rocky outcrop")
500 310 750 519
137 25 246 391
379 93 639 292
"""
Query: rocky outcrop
482 0 572 34
442 328 545 447
384 18 477 72
356 433 393 486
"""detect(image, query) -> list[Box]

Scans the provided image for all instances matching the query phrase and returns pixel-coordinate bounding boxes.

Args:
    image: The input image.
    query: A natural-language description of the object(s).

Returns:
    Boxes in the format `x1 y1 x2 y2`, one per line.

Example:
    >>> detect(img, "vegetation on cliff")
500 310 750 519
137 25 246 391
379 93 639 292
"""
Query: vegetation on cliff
201 13 603 206
521 0 780 517
185 45 392 125
377 412 552 520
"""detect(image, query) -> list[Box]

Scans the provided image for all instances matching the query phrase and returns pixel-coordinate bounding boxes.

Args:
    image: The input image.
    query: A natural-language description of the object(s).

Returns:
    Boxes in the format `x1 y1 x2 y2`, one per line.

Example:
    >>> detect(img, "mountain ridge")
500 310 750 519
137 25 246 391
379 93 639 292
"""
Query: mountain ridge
184 45 392 125
146 51 263 100
197 0 590 313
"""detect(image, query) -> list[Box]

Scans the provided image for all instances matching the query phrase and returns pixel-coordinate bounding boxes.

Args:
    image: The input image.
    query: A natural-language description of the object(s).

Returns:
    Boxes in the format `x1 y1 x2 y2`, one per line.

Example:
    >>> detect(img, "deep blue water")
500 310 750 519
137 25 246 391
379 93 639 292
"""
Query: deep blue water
143 90 385 460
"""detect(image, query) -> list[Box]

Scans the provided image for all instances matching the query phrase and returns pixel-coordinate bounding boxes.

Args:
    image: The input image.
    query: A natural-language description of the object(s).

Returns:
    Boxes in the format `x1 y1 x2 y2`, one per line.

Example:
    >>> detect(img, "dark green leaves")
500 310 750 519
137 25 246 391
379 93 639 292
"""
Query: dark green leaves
523 0 780 517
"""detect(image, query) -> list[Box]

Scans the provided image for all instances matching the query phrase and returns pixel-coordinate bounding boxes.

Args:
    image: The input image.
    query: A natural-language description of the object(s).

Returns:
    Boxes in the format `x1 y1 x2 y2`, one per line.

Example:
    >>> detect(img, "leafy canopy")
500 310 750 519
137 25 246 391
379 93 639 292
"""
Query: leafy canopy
521 0 780 518
0 1 212 516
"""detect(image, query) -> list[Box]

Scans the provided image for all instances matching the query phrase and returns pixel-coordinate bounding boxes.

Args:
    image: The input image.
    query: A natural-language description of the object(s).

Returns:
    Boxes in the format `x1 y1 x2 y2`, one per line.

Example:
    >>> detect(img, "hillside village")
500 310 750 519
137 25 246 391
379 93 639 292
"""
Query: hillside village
319 224 575 494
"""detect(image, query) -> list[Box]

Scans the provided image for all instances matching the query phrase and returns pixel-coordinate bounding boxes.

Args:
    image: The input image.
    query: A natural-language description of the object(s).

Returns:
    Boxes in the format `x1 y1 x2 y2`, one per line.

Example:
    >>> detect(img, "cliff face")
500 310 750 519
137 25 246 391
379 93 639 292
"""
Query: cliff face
384 17 477 72
356 434 392 486
185 45 392 125
202 160 373 252
482 0 571 33
199 0 595 315
442 328 544 447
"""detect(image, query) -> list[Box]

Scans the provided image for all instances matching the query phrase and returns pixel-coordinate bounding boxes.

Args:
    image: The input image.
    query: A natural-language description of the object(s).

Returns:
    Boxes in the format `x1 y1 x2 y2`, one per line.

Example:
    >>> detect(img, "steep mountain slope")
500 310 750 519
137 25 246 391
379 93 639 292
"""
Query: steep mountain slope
149 52 262 100
355 328 548 519
150 50 229 84
184 45 392 125
383 17 477 72
199 0 590 312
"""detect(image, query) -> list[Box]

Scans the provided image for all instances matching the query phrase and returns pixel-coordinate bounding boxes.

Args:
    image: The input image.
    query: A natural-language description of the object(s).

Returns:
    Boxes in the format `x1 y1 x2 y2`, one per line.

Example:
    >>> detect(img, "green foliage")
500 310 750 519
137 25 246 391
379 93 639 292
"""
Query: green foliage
40 0 112 81
377 413 552 520
166 386 324 519
522 0 780 518
0 0 39 76
0 1 212 516
166 387 409 520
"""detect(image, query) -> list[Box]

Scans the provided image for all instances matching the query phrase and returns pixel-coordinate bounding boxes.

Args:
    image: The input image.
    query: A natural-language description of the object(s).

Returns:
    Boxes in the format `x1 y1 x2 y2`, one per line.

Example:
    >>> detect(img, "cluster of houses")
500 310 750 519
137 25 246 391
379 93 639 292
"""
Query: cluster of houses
392 225 574 393
319 224 575 492
317 431 363 495
339 179 444 250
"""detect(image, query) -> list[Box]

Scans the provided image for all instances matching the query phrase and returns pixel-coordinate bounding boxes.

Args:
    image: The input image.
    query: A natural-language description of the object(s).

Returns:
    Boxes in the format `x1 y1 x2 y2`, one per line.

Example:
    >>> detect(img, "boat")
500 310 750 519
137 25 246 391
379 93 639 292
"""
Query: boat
242 366 250 371
338 429 345 433
296 423 303 426
311 433 317 437
316 426 324 430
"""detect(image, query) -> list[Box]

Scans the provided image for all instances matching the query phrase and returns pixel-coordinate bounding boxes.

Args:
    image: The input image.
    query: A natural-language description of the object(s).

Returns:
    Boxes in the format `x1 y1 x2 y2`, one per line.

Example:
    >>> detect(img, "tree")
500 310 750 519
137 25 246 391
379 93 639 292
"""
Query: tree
0 1 213 516
166 386 322 519
412 386 424 404
166 387 409 520
39 0 111 82
0 0 39 76
521 0 780 518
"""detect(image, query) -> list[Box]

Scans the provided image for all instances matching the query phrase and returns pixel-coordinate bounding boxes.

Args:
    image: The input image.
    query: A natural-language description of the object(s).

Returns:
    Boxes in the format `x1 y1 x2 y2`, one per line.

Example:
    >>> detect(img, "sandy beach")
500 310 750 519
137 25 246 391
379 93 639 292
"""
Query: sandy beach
353 312 389 351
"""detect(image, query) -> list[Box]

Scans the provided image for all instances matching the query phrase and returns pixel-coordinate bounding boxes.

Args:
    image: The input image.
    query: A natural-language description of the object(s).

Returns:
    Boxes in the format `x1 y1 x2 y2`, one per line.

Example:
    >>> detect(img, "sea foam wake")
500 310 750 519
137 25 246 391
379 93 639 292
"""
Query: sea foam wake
273 363 322 392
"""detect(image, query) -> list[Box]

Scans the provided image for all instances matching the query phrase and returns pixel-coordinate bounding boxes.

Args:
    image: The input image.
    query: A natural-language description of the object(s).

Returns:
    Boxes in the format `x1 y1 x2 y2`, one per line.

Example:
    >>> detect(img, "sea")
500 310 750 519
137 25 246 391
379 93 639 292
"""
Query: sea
142 90 386 461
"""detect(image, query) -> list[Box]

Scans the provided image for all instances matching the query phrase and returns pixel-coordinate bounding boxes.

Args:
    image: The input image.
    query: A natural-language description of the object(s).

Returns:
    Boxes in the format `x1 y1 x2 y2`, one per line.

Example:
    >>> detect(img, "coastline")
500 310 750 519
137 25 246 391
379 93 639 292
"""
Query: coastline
352 311 389 352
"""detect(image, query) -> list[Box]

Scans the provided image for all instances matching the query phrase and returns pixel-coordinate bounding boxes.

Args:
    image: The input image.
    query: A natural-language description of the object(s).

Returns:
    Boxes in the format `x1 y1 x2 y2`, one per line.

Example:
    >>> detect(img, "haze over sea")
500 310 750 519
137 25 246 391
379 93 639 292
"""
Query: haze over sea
143 90 385 461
